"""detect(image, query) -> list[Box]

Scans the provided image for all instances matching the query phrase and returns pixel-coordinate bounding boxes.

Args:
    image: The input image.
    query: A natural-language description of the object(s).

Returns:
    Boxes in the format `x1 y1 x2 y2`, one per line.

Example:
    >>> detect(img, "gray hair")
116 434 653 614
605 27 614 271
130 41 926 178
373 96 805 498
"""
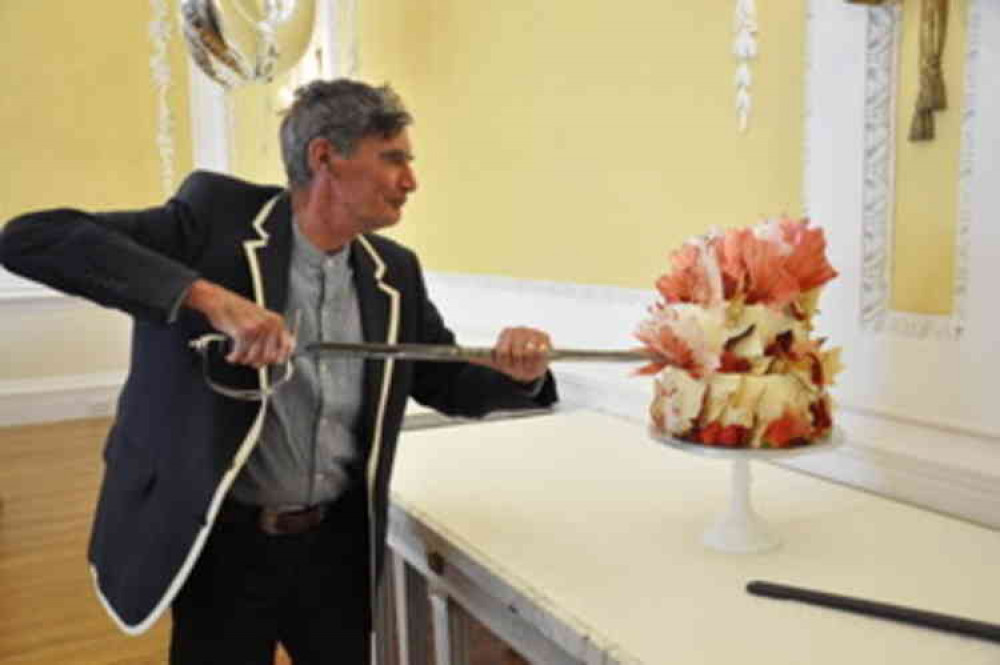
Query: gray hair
279 79 412 188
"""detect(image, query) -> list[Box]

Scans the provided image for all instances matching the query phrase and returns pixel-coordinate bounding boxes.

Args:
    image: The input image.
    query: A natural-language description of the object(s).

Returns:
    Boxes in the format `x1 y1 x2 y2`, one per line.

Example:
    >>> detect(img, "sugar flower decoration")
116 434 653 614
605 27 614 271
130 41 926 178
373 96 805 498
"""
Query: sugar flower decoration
637 217 838 375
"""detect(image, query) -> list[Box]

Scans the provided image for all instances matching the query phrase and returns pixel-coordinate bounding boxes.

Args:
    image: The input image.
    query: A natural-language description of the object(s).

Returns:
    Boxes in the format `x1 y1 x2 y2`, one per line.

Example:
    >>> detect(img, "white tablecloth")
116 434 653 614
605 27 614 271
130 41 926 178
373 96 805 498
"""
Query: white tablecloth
390 409 1000 663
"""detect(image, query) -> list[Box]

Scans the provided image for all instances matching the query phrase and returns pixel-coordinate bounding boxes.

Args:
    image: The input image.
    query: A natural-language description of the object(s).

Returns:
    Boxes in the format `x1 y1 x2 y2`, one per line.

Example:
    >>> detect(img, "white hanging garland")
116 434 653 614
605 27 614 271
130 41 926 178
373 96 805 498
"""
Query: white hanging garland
733 0 758 133
149 0 176 196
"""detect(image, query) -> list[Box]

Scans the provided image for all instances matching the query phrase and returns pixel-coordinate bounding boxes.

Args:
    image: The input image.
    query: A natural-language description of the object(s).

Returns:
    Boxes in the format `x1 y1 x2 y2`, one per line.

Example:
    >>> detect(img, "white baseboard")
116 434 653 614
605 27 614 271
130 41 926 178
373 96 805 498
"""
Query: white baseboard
425 271 1000 529
0 267 74 306
0 372 124 427
780 424 1000 529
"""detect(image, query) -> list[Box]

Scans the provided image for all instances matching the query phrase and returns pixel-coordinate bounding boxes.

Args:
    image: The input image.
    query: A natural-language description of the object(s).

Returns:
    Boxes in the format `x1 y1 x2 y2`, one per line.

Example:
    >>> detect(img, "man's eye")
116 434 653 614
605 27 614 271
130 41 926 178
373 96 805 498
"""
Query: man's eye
383 153 412 165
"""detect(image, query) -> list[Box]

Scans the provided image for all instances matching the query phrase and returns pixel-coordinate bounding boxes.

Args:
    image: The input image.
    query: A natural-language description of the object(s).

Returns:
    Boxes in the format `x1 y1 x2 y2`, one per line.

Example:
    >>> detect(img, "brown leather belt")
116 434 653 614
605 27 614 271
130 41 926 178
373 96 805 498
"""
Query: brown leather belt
218 501 329 536
259 505 327 535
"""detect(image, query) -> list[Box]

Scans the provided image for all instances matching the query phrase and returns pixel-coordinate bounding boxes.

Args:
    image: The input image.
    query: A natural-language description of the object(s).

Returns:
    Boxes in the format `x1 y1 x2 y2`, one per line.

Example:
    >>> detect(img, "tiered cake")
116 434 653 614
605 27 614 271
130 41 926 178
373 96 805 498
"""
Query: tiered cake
639 218 842 448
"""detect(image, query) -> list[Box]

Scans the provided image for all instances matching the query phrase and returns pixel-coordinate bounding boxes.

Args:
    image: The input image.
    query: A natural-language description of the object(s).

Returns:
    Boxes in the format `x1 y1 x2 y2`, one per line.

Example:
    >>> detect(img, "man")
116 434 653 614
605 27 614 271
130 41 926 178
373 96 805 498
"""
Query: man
0 79 557 664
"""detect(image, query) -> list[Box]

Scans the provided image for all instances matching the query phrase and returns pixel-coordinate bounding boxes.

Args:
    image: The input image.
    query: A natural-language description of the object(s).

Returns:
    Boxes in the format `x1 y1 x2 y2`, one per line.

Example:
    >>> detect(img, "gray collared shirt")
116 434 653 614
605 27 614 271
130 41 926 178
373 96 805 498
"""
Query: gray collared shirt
229 220 364 508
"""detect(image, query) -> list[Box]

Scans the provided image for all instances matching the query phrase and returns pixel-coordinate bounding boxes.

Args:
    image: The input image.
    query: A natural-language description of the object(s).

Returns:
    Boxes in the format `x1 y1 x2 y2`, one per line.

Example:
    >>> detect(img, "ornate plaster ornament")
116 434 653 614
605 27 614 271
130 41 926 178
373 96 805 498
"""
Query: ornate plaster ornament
734 0 758 133
856 1 979 339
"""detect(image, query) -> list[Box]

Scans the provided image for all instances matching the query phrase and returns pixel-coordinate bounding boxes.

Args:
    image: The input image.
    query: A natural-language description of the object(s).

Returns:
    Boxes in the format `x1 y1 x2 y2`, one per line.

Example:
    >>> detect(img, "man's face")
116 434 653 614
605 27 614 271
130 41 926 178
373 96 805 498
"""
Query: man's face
330 129 417 233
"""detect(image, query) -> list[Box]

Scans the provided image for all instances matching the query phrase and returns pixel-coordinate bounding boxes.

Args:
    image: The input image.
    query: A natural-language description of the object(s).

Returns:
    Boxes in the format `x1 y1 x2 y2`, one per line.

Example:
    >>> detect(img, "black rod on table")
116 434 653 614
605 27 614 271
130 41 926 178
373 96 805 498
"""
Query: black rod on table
747 580 1000 644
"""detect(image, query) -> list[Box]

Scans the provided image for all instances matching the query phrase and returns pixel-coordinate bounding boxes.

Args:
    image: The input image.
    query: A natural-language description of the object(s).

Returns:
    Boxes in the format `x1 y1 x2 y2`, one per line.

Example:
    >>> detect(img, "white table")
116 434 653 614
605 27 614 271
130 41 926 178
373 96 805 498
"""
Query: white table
372 401 554 665
384 409 1000 664
402 398 554 431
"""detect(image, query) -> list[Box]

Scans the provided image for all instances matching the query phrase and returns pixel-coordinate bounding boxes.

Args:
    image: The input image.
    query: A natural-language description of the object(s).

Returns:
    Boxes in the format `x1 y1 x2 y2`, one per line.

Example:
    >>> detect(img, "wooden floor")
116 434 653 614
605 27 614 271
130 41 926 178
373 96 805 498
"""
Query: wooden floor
0 418 168 664
0 418 525 665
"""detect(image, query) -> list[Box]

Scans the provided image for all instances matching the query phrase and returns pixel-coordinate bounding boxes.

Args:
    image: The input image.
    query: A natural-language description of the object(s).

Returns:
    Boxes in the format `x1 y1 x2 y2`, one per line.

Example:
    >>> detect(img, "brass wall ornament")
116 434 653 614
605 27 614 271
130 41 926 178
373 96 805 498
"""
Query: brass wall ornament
909 0 949 141
846 0 951 142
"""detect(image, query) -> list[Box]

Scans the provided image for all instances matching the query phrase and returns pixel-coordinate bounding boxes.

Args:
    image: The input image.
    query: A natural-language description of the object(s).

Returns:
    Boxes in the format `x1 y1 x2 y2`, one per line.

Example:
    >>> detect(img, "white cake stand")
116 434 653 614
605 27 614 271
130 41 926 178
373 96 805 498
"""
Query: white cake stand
649 427 843 554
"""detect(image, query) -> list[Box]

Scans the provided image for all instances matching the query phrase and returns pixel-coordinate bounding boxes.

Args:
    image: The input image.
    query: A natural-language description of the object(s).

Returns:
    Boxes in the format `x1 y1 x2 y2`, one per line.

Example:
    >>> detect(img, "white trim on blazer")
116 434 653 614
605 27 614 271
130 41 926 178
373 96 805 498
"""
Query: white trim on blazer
90 194 281 634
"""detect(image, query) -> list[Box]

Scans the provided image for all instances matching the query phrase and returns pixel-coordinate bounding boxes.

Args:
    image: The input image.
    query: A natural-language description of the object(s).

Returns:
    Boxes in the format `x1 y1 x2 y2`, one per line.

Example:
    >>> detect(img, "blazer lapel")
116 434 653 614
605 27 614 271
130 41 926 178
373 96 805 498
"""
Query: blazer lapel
350 235 400 486
351 234 402 649
352 237 391 352
243 192 292 315
239 192 290 396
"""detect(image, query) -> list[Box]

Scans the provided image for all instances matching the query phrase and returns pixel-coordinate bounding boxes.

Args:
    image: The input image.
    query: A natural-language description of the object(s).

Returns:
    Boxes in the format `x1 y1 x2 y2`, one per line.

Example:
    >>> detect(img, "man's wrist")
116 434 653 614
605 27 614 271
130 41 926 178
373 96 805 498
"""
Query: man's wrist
183 279 220 314
168 278 198 324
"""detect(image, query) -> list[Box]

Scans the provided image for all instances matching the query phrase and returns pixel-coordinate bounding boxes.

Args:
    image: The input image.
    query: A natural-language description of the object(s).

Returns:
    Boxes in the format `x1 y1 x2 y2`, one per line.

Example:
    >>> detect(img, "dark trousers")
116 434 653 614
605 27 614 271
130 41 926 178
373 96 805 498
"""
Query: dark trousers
170 490 371 665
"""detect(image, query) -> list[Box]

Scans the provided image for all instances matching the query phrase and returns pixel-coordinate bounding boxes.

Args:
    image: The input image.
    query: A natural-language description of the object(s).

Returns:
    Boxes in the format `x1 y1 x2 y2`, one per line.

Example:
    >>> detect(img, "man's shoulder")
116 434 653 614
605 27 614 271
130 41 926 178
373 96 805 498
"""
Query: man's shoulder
175 170 284 209
357 233 418 265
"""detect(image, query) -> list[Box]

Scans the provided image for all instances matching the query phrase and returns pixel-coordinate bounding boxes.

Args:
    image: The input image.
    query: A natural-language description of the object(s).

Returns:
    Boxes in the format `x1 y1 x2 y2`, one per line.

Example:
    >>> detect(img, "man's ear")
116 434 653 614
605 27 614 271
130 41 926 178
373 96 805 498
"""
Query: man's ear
307 137 338 177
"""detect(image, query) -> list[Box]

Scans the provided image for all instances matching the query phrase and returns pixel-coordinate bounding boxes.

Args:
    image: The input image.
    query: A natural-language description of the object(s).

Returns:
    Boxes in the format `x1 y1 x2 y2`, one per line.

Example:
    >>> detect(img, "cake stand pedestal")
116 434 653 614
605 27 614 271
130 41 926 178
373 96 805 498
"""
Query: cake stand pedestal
649 428 843 554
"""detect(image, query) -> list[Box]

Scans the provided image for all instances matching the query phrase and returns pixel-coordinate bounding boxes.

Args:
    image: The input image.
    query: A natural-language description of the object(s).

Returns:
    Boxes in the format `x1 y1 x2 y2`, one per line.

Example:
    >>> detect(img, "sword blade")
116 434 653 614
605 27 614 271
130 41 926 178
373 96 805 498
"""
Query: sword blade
300 342 653 363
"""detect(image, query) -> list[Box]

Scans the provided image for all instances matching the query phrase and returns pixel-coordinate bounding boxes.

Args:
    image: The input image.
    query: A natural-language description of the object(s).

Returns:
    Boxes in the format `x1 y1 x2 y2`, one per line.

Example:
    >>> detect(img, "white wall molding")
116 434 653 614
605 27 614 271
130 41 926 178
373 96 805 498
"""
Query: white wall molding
783 406 1000 530
424 271 1000 529
329 0 360 78
187 59 232 173
853 2 981 340
801 0 817 217
857 4 902 336
952 0 983 339
805 1 1000 438
0 372 123 427
184 0 240 178
0 267 74 306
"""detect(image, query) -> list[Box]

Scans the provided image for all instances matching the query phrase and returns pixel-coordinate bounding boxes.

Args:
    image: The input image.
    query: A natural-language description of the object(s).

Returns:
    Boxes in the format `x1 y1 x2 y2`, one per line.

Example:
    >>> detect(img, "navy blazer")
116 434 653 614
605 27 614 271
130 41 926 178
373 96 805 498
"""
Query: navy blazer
0 171 557 633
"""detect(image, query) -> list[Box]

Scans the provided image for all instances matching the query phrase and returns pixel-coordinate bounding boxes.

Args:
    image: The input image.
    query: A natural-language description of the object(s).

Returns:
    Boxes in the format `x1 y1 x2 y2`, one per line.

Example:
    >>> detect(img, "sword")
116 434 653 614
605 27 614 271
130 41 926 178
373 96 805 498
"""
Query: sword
189 333 657 401
299 341 654 363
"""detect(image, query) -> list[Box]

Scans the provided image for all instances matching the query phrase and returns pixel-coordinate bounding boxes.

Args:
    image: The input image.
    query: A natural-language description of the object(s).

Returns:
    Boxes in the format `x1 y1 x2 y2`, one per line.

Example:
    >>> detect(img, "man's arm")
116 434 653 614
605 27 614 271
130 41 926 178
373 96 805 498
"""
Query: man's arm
407 258 557 418
184 279 294 368
480 326 553 386
0 202 204 323
0 193 292 367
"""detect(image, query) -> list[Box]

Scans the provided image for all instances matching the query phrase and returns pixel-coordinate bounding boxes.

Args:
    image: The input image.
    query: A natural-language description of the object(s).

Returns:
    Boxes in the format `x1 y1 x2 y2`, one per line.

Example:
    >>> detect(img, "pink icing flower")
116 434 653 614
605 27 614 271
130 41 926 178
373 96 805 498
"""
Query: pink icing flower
635 318 697 377
634 305 722 378
655 243 702 304
639 217 837 378
781 219 838 293
655 239 723 307
675 218 838 308
741 232 799 308
714 228 750 299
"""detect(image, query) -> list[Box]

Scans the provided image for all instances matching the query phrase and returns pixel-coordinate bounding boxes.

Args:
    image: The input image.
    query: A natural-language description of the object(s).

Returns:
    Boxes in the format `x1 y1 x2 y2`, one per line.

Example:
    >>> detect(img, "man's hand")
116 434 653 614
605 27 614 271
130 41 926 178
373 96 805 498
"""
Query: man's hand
184 279 295 368
481 327 552 384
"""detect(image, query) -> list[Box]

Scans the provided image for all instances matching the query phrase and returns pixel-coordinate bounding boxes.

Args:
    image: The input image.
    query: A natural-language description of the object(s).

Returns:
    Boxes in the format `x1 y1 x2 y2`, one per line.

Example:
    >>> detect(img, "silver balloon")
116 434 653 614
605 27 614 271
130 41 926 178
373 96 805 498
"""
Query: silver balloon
180 0 316 87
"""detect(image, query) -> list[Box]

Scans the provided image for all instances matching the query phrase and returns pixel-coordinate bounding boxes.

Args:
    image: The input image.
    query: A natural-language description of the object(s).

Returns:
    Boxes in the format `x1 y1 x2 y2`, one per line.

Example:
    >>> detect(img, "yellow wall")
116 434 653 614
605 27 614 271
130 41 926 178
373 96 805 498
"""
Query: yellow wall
890 0 966 315
358 0 806 288
0 2 192 218
0 1 970 381
0 2 193 379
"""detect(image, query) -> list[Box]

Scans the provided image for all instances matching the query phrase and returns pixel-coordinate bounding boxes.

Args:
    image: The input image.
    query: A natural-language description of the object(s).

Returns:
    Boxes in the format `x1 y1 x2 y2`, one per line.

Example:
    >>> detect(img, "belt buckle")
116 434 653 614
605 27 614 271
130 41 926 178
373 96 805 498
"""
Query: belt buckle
258 505 326 536
259 507 285 536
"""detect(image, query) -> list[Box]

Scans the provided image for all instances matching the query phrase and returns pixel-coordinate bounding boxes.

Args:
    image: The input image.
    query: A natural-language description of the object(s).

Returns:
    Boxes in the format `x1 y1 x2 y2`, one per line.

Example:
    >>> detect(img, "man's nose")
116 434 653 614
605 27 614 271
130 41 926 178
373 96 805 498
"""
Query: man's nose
401 165 418 192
